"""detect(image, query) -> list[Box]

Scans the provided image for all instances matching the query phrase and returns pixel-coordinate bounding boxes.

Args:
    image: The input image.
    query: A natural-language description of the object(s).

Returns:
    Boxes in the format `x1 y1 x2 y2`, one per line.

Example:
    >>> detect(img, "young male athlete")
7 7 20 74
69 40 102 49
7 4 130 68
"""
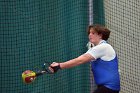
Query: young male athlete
49 24 120 93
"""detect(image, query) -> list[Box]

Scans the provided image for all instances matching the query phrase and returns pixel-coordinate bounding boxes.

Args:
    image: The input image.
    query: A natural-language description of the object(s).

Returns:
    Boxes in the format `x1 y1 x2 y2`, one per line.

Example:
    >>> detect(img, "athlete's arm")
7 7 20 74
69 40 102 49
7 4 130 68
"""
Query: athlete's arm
49 53 94 72
60 53 94 69
49 43 108 72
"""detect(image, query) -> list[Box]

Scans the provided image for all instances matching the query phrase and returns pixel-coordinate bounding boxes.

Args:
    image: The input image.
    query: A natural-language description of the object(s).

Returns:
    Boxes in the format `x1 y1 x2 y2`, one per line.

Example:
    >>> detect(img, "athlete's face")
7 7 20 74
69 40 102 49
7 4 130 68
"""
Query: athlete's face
88 28 102 45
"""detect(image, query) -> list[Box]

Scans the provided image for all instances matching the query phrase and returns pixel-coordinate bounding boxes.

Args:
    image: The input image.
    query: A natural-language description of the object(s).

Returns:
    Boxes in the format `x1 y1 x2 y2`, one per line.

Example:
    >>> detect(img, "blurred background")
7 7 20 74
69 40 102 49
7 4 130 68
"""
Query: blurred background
0 0 140 93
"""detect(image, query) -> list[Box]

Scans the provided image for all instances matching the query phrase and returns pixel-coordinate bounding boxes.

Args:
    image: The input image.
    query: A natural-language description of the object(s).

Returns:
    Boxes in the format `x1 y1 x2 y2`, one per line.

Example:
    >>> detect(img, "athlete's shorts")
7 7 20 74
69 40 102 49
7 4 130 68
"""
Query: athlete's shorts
93 85 119 93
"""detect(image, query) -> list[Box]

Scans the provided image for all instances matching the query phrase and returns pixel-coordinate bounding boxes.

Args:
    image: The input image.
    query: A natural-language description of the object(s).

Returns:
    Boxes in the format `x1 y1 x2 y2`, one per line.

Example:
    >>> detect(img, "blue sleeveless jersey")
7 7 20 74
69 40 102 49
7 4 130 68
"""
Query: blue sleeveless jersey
91 56 120 91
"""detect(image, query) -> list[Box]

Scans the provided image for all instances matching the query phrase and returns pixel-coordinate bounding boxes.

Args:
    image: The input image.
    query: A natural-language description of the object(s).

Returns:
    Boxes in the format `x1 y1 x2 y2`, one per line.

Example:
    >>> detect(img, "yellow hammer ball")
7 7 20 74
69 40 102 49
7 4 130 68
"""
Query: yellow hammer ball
22 70 36 84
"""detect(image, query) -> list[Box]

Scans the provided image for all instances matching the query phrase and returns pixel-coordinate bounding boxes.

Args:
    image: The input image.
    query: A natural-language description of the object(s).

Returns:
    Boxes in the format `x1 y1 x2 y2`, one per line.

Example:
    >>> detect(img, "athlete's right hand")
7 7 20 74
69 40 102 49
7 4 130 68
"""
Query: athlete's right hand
49 62 61 73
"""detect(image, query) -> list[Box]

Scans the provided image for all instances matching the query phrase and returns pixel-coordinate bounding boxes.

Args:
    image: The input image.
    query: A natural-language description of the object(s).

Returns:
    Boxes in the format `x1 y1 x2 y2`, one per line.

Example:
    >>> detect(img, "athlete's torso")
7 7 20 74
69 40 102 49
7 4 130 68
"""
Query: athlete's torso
86 40 120 91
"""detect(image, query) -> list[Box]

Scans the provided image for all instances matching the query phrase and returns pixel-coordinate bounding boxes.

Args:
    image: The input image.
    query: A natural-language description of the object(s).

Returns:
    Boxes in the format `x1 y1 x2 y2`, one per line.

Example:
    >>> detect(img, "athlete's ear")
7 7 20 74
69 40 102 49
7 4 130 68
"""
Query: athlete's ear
99 34 103 39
